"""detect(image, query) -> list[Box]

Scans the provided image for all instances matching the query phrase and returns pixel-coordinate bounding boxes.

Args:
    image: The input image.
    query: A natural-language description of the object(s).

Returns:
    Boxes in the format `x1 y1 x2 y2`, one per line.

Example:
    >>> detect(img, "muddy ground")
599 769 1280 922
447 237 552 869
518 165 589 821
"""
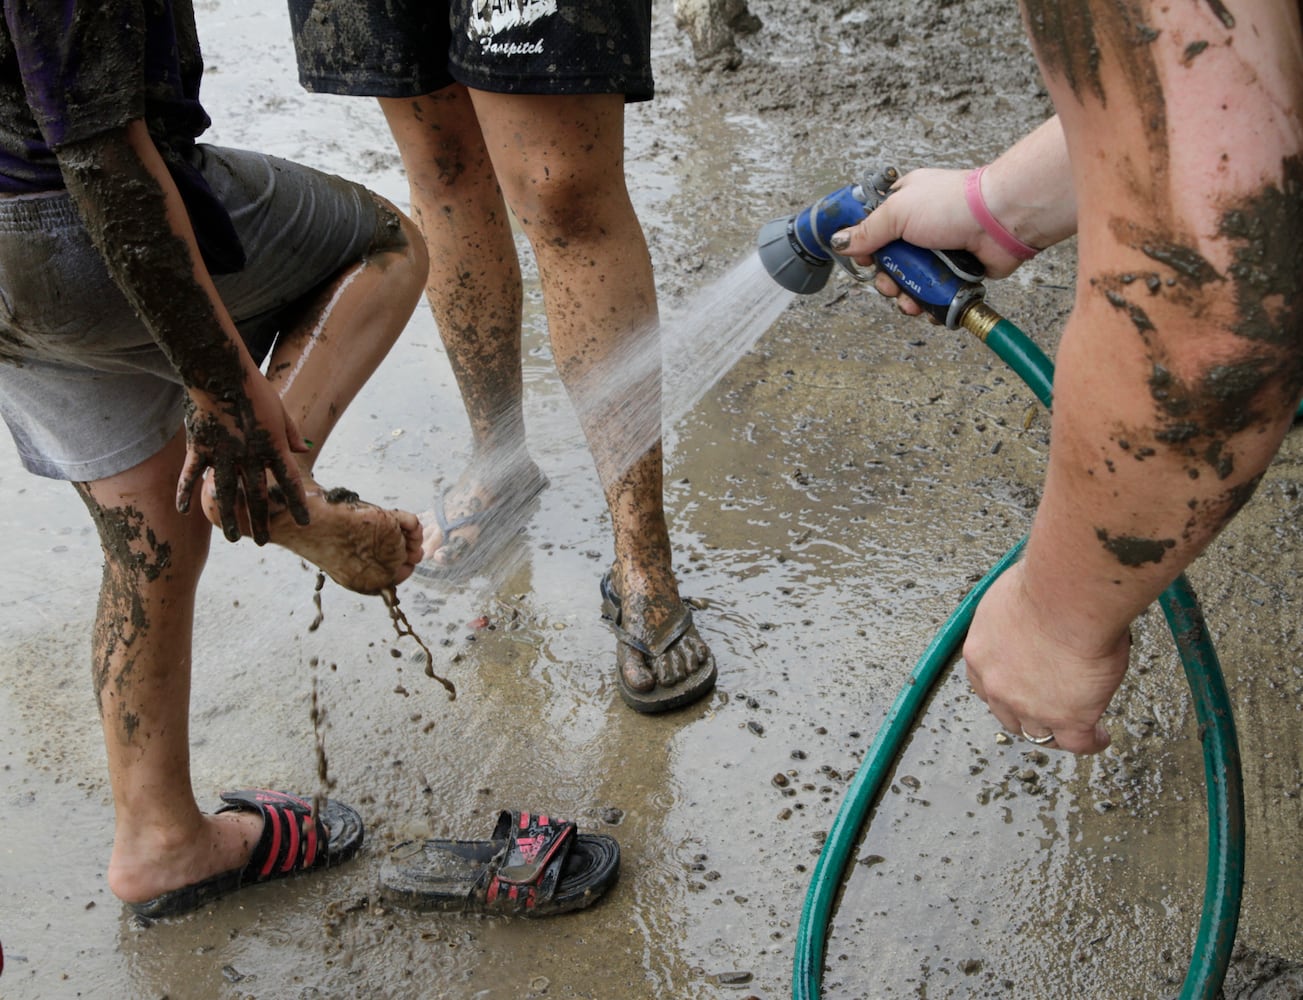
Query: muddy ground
0 0 1300 998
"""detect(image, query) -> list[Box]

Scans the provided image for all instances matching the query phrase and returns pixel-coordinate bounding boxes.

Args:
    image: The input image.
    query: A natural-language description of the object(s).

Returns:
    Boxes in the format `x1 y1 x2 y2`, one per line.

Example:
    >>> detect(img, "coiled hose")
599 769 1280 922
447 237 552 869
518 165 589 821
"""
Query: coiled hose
793 306 1245 1000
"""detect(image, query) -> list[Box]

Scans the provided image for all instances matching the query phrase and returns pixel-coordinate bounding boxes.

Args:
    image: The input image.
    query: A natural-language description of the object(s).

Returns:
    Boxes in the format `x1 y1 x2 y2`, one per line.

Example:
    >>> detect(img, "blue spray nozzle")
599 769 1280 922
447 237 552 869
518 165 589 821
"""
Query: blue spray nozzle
757 183 869 294
758 168 988 328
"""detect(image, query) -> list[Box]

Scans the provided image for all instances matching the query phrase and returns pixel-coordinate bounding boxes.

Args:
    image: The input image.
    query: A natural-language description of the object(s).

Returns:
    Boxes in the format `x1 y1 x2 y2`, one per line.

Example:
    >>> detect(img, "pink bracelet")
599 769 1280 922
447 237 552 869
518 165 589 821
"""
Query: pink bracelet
964 166 1039 261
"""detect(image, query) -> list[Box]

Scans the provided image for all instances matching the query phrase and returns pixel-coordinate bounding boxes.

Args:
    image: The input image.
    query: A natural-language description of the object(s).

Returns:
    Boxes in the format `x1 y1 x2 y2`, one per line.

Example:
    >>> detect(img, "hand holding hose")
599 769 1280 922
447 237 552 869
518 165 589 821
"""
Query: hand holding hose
831 117 1076 316
830 166 1030 317
962 560 1126 755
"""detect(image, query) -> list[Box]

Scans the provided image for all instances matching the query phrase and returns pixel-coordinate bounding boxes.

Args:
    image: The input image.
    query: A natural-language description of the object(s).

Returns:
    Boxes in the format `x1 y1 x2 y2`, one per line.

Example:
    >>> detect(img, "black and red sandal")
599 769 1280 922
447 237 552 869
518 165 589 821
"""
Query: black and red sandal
126 788 364 919
379 809 619 917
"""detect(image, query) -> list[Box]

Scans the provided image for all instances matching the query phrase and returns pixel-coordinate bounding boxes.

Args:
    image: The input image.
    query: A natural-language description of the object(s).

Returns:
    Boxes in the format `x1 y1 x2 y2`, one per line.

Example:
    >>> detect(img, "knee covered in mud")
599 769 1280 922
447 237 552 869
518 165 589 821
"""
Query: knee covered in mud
365 195 416 259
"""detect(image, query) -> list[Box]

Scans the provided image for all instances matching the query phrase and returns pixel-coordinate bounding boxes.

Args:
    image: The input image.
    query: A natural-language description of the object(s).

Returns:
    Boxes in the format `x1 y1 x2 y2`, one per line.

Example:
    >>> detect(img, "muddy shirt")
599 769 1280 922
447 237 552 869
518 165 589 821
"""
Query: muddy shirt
0 0 243 271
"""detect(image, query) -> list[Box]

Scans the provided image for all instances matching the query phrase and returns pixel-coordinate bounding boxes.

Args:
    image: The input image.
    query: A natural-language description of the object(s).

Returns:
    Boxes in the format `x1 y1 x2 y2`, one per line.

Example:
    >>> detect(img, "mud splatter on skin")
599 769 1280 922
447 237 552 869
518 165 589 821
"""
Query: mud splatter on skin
1103 288 1157 335
1022 0 1172 218
1203 0 1234 29
1091 200 1300 564
1022 0 1162 111
1095 528 1176 566
1027 5 1303 569
1096 159 1303 493
1091 324 1278 485
58 129 307 539
74 487 172 741
1181 473 1264 543
406 94 470 188
1140 242 1221 286
364 195 411 260
1219 156 1303 359
393 95 529 450
1149 359 1274 435
322 486 360 505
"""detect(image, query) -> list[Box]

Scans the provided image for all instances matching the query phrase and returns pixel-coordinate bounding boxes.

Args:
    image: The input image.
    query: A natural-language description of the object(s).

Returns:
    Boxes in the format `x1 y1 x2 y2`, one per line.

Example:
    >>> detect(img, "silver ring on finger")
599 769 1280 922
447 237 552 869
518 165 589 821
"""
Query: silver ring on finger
1020 727 1056 746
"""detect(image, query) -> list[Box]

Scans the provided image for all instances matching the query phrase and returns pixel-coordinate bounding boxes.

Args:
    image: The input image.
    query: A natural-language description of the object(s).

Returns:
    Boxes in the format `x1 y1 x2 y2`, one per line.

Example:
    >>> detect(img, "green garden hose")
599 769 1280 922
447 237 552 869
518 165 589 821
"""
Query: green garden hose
793 303 1246 1000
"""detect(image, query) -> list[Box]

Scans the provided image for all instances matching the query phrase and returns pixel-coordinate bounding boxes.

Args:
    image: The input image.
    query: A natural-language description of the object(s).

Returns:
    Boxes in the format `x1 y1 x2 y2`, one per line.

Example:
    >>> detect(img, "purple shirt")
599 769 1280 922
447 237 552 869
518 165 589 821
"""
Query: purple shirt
0 0 211 192
0 1 242 271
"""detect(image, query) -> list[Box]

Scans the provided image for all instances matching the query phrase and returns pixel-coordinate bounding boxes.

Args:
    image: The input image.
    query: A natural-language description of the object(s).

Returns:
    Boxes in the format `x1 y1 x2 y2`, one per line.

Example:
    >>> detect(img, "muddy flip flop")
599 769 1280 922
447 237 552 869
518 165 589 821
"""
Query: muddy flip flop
412 470 549 583
125 789 364 919
600 571 718 714
379 809 620 917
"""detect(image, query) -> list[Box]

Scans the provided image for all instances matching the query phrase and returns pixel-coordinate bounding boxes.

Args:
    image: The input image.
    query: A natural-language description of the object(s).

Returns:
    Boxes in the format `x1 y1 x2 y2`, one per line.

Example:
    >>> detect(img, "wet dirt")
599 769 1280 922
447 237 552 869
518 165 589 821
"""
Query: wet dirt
0 1 1300 998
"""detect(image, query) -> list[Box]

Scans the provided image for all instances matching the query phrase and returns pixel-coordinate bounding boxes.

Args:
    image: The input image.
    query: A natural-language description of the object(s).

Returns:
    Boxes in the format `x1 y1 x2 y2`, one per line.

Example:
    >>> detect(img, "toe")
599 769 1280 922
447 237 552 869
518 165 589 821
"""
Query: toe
655 644 690 687
417 511 444 562
619 645 656 693
654 629 710 687
397 510 423 565
432 535 470 566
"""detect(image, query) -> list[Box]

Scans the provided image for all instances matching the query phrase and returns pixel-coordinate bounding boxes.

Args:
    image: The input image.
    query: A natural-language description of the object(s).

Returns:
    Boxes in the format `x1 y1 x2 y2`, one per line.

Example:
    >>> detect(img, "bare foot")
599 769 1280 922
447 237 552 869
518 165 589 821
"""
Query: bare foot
202 477 422 595
109 809 263 906
419 458 548 569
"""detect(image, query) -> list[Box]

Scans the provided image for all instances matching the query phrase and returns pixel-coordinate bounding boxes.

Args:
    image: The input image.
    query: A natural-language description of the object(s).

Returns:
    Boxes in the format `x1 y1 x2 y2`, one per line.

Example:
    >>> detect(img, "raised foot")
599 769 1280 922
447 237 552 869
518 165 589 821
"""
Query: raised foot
203 479 422 595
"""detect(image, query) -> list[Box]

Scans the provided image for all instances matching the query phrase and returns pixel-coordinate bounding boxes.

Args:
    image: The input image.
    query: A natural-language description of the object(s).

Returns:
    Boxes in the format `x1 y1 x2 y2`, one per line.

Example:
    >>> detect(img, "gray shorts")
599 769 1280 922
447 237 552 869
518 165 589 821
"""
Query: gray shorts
288 0 654 102
0 145 380 482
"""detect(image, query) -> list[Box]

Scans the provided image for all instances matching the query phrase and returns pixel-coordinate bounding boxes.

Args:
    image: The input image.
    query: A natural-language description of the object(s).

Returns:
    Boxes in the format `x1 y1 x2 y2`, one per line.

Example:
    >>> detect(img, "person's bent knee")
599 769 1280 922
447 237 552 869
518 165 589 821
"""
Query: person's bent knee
365 194 427 270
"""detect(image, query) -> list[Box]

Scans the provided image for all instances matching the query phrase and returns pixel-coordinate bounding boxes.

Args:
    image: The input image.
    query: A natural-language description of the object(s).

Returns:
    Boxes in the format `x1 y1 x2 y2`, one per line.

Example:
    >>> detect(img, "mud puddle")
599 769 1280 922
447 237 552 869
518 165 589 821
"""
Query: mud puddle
0 1 1299 998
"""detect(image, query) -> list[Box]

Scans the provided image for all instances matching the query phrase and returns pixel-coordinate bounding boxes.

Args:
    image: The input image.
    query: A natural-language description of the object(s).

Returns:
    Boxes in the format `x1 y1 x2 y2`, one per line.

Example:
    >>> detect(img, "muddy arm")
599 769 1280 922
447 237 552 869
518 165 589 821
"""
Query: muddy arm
56 120 309 541
964 0 1303 754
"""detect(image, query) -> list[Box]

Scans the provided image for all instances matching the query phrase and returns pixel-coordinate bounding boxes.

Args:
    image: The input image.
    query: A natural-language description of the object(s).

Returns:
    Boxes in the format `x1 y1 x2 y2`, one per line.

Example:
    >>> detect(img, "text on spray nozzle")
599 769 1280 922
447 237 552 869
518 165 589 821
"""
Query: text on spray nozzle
756 166 988 328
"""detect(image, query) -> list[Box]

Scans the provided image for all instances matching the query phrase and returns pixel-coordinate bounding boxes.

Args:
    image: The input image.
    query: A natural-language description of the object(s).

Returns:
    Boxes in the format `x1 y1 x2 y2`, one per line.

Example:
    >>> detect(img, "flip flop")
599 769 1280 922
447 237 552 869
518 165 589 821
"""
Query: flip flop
379 809 620 917
125 789 364 919
412 469 549 582
600 570 718 714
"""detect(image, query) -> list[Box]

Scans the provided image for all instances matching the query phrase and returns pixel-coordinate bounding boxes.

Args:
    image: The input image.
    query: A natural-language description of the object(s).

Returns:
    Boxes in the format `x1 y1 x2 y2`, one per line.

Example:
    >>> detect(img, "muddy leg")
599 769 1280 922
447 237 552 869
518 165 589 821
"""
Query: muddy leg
471 90 714 699
379 88 545 567
78 432 262 905
202 196 429 594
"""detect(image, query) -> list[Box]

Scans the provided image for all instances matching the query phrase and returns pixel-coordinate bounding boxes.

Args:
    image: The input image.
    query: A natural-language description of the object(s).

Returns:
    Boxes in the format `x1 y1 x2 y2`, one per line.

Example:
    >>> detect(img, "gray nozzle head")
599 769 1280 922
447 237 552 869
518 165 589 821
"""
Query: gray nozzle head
757 216 833 295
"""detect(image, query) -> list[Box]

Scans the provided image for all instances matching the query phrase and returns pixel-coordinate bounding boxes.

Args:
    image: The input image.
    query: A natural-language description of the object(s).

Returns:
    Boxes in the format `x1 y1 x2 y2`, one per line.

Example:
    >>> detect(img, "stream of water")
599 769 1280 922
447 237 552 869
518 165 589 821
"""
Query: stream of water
570 251 797 486
422 251 796 583
662 253 796 428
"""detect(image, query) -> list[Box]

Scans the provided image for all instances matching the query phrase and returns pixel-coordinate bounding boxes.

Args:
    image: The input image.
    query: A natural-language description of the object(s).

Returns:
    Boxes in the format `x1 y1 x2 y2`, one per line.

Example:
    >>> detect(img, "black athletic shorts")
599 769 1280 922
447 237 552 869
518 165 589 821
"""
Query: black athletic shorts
287 0 654 102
